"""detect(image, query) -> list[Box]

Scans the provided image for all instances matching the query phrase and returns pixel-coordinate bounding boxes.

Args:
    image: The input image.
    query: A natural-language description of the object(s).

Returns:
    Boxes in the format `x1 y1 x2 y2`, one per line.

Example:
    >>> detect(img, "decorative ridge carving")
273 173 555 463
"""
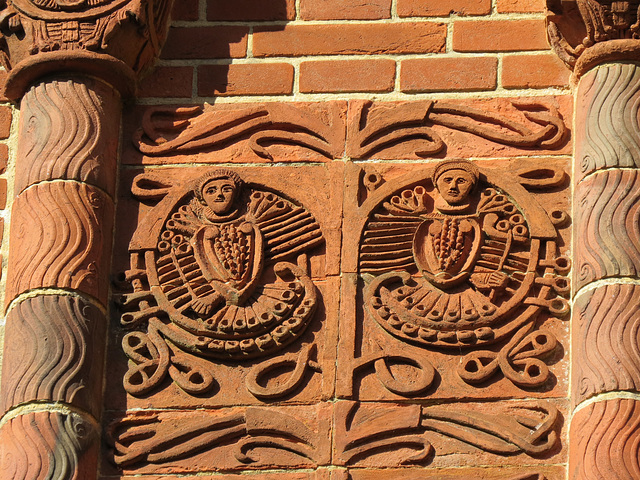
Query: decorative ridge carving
0 0 173 99
547 0 640 77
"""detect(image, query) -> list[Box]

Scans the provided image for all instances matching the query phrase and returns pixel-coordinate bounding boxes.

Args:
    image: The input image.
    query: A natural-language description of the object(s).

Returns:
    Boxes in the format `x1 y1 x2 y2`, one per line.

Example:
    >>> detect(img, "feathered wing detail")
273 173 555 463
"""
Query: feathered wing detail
360 213 423 274
247 191 324 262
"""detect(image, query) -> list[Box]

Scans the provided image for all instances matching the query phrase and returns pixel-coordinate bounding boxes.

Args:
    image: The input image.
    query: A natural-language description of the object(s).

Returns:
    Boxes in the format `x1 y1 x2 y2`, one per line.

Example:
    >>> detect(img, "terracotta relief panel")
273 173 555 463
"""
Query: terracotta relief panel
105 98 571 479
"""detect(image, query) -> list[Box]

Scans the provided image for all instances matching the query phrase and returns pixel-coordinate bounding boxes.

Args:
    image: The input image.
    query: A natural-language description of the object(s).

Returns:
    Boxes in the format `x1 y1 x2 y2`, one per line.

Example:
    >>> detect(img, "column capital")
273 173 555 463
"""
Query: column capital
0 0 173 100
547 0 640 78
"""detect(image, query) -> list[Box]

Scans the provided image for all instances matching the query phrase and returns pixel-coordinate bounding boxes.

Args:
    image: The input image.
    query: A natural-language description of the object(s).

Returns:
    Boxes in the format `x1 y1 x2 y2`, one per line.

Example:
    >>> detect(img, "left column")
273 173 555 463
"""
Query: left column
0 2 174 479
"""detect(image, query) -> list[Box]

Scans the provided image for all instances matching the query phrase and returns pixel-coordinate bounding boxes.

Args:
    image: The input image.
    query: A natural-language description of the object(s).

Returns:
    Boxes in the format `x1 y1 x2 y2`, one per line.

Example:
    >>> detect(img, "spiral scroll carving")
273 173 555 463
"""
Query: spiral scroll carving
570 399 640 480
0 411 97 480
0 295 106 416
16 77 120 195
574 169 640 290
5 181 114 304
576 64 640 179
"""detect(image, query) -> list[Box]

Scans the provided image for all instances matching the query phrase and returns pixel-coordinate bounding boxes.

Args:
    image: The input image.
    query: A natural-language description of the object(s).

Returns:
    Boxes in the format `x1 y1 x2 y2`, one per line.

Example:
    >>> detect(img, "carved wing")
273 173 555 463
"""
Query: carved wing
359 185 430 274
246 190 323 262
360 213 422 274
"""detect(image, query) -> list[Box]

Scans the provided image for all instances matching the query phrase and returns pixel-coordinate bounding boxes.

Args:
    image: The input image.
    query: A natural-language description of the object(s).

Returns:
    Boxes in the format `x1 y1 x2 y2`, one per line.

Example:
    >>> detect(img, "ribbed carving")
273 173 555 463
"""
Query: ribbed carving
5 181 114 305
570 399 640 480
15 77 120 196
0 411 97 480
574 170 640 290
0 295 106 416
576 63 640 179
573 285 640 405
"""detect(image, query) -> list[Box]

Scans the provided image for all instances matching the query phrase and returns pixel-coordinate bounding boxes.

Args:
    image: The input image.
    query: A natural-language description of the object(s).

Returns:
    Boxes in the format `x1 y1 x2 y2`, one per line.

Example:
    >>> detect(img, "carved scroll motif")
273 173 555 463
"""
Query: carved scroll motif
119 169 325 396
358 160 570 390
333 401 560 466
132 100 567 161
108 407 331 469
133 103 346 160
347 100 567 159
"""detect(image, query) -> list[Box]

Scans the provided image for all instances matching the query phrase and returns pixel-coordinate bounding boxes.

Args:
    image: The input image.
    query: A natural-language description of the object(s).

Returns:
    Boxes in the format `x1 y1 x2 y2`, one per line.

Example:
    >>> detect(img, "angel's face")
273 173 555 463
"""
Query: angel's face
436 169 475 205
202 178 237 214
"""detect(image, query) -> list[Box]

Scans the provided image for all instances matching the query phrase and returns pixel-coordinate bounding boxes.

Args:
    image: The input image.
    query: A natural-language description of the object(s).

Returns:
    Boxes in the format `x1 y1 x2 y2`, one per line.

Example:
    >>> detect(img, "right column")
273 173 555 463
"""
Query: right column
548 2 640 478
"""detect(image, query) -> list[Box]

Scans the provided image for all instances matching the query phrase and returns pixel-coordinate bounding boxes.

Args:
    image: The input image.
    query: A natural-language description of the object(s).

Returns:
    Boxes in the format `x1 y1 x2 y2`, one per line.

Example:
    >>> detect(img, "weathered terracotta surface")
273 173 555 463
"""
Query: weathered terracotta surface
122 97 572 165
570 398 640 480
15 76 121 195
0 295 106 416
0 410 99 479
5 181 114 304
106 405 332 474
574 64 640 180
573 284 640 406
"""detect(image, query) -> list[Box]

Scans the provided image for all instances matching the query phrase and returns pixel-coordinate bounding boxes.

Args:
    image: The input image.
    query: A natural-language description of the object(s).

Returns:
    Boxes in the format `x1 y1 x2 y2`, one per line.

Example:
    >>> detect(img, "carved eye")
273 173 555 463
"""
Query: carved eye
206 186 217 194
443 177 453 183
222 186 234 193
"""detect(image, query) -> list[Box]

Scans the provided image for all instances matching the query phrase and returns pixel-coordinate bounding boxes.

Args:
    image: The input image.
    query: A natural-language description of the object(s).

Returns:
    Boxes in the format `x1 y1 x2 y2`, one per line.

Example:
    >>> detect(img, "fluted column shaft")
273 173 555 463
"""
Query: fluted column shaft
570 63 640 480
0 75 120 479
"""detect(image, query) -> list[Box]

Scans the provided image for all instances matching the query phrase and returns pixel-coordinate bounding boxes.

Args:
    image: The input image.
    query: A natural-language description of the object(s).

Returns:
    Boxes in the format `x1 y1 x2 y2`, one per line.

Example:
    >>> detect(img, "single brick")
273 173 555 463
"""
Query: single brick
0 70 8 102
300 0 391 20
453 19 549 52
198 63 294 96
253 23 446 57
401 57 497 92
300 59 396 93
497 0 545 13
398 0 491 17
0 106 11 139
502 54 571 88
207 0 295 21
0 143 8 174
172 0 199 20
0 178 6 209
138 67 194 98
161 27 248 59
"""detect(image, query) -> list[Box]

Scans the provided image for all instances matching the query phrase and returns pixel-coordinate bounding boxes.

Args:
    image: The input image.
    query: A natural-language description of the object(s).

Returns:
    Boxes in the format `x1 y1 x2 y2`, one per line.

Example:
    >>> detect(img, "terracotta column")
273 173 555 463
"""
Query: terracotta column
548 2 640 478
0 1 173 478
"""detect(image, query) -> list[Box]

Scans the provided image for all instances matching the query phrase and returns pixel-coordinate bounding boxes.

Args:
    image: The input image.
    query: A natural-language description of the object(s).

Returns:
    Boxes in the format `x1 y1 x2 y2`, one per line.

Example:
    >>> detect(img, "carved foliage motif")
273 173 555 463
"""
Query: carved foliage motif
357 160 569 391
131 100 567 162
119 169 325 396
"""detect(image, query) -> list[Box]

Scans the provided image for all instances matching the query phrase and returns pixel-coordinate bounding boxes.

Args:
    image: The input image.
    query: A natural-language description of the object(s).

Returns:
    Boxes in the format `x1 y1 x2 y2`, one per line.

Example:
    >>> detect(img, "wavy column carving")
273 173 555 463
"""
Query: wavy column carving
547 3 640 474
0 2 175 479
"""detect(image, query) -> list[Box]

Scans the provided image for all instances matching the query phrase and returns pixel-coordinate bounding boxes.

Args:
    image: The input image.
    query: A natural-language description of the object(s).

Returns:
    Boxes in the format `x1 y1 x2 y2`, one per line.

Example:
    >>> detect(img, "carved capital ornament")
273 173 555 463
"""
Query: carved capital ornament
0 0 172 98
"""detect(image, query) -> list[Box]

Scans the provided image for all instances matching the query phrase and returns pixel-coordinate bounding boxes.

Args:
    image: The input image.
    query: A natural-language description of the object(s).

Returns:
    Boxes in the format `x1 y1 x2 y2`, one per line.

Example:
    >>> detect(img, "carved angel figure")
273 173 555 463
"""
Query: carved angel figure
120 169 324 395
361 159 570 350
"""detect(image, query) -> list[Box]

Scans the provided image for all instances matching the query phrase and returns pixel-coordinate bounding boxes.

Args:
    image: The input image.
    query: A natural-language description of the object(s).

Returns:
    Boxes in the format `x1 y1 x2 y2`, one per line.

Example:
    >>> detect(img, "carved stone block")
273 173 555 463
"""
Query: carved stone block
339 158 571 402
0 294 107 416
5 181 114 305
15 76 121 196
107 165 342 410
0 411 98 480
574 169 640 290
570 398 640 480
572 284 640 405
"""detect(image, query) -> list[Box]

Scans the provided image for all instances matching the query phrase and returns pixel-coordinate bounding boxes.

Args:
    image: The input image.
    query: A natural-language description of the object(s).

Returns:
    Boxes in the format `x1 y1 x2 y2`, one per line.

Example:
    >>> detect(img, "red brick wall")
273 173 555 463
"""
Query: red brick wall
137 0 569 99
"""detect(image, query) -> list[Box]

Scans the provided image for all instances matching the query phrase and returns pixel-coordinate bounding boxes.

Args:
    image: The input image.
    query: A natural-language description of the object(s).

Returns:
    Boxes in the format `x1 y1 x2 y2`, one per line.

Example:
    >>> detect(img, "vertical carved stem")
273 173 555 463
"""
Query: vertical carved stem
0 76 120 480
572 63 640 480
